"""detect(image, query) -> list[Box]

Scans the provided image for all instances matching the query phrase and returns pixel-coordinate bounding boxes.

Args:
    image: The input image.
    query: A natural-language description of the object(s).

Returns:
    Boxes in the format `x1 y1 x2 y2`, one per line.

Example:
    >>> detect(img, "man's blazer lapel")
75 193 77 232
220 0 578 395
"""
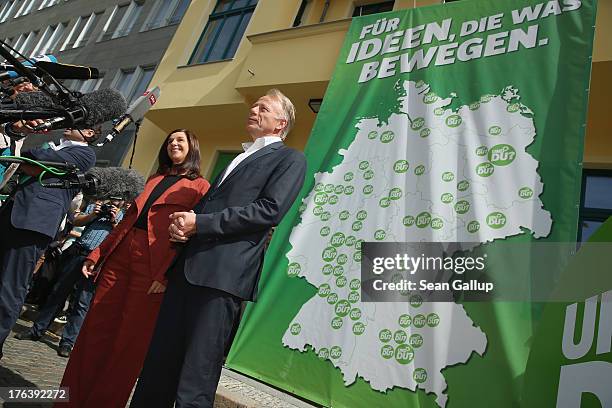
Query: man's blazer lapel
216 141 283 189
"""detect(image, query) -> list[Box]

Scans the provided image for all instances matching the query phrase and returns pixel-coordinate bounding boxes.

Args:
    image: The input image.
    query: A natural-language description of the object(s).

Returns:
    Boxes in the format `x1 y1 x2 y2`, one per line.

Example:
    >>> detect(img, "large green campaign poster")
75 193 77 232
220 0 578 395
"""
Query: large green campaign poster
226 0 599 406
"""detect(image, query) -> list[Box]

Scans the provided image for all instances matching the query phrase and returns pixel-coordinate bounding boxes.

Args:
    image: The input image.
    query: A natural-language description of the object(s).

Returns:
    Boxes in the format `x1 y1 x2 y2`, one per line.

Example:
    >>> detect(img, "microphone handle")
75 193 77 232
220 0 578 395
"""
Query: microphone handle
0 109 65 122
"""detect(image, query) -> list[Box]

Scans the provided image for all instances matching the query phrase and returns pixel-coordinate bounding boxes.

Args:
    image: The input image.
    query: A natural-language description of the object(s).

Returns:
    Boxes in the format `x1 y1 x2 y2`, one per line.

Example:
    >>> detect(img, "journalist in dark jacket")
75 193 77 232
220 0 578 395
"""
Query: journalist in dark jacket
0 127 96 357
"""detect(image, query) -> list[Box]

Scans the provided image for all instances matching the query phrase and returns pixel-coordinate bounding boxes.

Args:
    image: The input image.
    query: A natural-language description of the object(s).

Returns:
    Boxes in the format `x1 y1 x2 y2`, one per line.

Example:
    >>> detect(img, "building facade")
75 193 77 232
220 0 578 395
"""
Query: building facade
0 0 191 165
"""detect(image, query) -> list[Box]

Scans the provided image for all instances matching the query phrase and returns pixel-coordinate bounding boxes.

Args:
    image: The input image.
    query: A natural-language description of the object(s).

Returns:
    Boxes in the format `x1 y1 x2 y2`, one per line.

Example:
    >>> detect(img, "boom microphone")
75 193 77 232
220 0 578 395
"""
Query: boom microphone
97 86 160 147
0 54 58 81
14 88 127 130
35 61 100 80
42 167 145 200
84 167 145 200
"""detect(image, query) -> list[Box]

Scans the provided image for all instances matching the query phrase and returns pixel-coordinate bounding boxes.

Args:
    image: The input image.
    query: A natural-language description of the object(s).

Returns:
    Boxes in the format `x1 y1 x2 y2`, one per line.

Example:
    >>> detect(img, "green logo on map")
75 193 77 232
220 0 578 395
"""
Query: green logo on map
420 128 431 138
322 247 337 262
290 323 301 335
379 329 392 343
399 314 412 328
352 322 366 335
488 125 502 136
374 230 386 240
331 232 345 247
519 186 534 199
331 317 343 330
368 131 377 140
322 264 333 275
427 313 440 327
411 117 425 130
409 333 424 348
320 226 330 236
442 172 454 182
403 215 415 227
381 345 394 359
416 212 431 228
413 314 426 328
395 344 414 364
287 262 301 277
394 160 409 173
457 180 470 191
423 92 438 104
467 220 480 233
413 368 428 383
486 212 507 229
446 115 462 127
455 200 470 214
339 210 350 221
380 131 394 143
431 218 444 230
318 284 331 297
476 162 495 177
389 188 402 200
488 144 516 166
335 300 351 317
441 193 454 204
475 146 488 156
415 165 425 176
393 330 407 344
330 346 342 359
363 185 374 195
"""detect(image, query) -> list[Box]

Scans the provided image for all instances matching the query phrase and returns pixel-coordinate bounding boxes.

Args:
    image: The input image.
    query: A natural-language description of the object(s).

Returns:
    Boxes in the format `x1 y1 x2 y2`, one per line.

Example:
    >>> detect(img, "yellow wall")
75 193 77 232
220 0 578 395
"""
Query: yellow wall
127 0 612 177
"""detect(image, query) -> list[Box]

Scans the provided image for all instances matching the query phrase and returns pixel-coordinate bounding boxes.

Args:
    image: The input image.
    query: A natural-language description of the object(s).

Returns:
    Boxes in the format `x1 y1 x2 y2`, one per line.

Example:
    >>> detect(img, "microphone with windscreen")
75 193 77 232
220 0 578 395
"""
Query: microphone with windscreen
13 88 127 131
41 166 145 200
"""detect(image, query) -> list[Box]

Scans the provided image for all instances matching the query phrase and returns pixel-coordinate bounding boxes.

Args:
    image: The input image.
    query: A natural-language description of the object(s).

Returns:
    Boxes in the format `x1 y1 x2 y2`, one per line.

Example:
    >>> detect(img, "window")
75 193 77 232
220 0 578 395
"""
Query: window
38 0 61 9
113 65 156 103
114 68 136 99
143 0 190 30
19 30 38 56
129 66 155 102
167 0 190 25
189 0 257 65
0 1 17 22
20 0 37 16
31 23 67 56
72 77 104 93
61 13 99 50
113 1 143 38
292 0 312 27
98 4 129 41
352 1 394 17
579 171 612 241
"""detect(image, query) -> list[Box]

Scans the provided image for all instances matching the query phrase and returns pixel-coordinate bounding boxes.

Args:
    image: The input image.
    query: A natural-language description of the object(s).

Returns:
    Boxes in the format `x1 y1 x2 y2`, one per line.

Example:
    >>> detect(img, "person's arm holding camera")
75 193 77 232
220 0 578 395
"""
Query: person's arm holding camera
73 201 102 227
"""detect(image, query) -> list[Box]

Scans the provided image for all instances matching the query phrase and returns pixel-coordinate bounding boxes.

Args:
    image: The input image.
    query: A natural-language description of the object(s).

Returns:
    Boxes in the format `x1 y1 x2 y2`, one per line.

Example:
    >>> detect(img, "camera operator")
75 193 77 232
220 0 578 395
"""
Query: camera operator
0 78 39 193
16 196 125 357
0 126 97 359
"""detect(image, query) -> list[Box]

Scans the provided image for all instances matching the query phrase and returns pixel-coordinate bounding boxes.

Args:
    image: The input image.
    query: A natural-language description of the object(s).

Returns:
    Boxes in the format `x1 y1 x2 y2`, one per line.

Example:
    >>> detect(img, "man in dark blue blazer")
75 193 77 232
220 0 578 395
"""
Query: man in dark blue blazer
131 89 307 407
0 126 96 357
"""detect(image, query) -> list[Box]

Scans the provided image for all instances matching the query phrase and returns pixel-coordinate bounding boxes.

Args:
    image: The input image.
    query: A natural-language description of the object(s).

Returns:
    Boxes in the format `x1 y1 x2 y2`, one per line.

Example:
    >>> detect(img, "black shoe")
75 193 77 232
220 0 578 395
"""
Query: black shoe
57 344 72 358
14 331 40 341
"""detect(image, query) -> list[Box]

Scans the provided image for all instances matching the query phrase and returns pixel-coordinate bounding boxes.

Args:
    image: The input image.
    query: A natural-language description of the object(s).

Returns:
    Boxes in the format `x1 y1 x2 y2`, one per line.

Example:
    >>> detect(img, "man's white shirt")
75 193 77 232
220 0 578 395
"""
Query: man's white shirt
219 136 282 186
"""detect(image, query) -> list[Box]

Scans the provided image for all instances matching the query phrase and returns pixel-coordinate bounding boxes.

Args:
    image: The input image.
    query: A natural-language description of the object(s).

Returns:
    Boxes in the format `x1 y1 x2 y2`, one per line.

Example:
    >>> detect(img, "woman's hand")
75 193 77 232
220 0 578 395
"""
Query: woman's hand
82 259 96 278
147 280 166 294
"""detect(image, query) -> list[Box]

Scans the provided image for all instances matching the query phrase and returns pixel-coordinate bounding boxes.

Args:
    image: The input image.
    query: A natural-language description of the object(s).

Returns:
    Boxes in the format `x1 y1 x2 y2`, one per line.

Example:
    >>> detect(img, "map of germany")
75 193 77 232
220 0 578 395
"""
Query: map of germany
282 80 552 407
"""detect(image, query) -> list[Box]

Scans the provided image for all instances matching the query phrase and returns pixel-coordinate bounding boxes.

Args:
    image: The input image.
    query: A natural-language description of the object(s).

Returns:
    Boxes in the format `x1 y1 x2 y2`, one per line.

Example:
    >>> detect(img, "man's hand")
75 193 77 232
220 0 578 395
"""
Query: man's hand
168 211 196 243
11 119 47 134
109 205 120 223
147 280 166 294
82 259 96 278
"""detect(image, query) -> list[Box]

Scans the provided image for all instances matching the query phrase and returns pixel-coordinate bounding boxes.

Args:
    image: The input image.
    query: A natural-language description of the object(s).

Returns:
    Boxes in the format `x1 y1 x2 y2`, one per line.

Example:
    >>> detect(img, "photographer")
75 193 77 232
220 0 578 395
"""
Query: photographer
0 126 96 359
16 196 125 357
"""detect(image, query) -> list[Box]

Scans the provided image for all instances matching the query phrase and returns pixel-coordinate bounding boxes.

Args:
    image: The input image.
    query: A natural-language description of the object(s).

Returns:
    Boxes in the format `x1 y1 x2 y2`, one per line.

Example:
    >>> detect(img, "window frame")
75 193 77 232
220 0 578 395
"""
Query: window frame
578 169 612 241
188 0 257 65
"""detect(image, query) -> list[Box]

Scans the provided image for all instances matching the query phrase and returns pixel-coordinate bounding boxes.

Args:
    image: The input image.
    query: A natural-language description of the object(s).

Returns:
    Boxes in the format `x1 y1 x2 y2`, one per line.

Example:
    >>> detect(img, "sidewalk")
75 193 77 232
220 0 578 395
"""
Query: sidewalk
0 312 315 408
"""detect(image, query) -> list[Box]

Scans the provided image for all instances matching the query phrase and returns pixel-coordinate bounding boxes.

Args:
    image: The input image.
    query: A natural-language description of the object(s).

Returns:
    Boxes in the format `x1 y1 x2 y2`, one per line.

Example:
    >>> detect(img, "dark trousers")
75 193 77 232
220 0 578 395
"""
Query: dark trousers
0 203 51 353
30 246 95 347
130 268 242 408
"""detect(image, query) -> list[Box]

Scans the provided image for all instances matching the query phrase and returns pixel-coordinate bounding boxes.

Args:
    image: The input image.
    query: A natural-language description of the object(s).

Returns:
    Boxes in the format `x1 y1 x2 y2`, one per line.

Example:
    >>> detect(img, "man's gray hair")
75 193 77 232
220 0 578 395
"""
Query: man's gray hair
266 88 295 140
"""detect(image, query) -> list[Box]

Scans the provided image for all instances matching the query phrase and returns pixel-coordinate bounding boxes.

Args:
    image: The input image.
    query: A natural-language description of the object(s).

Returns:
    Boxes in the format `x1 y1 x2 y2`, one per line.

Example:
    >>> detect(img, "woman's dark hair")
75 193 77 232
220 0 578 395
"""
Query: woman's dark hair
156 129 201 180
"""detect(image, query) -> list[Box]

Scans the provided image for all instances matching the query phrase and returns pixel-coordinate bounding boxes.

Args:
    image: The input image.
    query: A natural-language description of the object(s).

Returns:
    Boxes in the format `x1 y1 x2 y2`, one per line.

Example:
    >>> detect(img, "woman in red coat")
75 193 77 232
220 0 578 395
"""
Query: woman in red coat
58 129 209 407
